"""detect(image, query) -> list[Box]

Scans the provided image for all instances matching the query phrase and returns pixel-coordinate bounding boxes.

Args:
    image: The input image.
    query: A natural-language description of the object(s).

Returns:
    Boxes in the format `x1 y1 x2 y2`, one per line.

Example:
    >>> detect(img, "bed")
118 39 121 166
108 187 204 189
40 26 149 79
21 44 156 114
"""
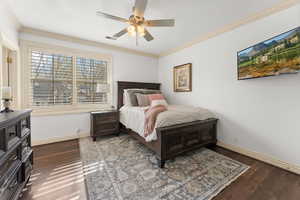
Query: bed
118 81 218 168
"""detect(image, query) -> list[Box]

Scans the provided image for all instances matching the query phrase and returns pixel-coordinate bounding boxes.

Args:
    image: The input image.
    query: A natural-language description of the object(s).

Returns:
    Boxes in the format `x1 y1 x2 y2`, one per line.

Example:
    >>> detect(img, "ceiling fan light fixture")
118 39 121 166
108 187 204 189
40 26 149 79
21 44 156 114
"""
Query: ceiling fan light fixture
127 25 136 36
97 0 175 43
128 31 136 37
139 31 145 37
137 25 145 36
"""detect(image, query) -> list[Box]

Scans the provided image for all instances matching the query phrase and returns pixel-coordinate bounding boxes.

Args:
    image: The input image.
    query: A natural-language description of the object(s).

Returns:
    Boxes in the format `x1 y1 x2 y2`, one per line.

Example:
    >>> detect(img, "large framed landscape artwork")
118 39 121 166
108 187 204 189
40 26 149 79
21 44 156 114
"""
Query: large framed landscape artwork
238 26 300 80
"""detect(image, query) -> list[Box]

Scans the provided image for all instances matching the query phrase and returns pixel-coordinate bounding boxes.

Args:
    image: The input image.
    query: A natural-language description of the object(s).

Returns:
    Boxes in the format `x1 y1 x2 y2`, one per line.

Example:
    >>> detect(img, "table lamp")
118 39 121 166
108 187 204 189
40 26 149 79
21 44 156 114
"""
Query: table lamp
1 86 13 113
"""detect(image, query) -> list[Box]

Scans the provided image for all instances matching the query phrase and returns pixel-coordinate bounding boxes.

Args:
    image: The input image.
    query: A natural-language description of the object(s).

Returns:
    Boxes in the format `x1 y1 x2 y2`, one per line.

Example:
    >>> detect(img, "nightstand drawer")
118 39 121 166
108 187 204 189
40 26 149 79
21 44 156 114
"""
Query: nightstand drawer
95 112 118 122
95 122 118 133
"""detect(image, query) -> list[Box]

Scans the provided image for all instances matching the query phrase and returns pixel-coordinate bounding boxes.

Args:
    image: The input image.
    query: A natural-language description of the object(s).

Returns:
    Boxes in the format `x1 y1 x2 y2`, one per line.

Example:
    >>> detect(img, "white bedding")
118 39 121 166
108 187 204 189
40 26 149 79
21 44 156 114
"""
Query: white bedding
120 105 215 142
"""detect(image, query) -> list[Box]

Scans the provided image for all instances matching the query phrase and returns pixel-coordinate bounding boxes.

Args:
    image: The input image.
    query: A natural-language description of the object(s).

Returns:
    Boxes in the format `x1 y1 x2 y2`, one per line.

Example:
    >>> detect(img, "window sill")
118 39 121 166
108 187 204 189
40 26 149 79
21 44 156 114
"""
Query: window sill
30 105 114 117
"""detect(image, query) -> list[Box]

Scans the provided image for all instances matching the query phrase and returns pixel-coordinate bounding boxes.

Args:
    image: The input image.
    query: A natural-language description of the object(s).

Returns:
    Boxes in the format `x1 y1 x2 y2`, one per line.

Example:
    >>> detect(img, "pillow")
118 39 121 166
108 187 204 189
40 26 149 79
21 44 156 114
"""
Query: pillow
123 90 131 106
142 89 161 94
124 89 161 106
135 93 150 107
148 94 168 107
125 89 145 106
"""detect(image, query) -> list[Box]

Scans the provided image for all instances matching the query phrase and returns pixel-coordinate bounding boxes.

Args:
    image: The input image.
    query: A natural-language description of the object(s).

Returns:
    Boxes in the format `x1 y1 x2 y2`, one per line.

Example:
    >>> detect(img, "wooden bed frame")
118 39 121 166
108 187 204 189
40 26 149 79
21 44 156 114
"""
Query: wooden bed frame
118 81 218 168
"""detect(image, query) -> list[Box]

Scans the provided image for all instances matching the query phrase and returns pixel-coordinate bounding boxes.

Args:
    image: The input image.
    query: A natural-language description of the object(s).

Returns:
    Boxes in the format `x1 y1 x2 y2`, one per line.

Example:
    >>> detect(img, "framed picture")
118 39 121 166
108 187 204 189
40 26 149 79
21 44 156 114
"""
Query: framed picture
173 63 192 92
237 26 300 80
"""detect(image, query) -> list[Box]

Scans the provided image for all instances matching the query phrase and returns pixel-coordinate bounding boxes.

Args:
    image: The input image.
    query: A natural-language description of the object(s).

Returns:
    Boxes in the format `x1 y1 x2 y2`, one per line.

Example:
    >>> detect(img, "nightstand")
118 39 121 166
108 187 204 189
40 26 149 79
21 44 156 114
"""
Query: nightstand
90 110 119 141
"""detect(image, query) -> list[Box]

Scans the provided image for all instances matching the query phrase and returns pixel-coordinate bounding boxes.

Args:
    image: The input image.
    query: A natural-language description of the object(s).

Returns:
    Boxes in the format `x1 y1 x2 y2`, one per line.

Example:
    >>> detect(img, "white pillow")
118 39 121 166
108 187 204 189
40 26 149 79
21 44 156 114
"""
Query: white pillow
123 90 132 106
151 99 168 107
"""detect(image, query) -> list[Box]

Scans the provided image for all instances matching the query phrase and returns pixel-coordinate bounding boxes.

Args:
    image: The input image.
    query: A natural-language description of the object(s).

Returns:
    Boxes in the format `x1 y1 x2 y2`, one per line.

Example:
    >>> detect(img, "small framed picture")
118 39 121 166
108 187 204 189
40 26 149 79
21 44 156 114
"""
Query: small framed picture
173 63 192 92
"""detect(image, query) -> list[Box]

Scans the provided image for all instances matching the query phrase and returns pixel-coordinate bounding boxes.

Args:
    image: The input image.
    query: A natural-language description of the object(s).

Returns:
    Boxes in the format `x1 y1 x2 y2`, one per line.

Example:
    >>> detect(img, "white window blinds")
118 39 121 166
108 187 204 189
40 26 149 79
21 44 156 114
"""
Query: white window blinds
30 50 110 108
76 57 108 104
31 51 73 106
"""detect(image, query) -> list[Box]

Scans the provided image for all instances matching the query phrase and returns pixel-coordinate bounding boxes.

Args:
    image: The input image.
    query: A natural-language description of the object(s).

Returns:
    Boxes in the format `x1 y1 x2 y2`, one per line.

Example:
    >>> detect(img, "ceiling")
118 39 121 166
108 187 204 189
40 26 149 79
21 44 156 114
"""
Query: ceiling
6 0 285 55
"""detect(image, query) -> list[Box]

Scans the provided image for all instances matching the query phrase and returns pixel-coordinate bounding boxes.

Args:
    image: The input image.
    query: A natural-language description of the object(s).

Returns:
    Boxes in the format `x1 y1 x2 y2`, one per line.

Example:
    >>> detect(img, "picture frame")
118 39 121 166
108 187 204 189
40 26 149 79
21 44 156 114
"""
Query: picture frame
237 26 300 80
173 63 192 92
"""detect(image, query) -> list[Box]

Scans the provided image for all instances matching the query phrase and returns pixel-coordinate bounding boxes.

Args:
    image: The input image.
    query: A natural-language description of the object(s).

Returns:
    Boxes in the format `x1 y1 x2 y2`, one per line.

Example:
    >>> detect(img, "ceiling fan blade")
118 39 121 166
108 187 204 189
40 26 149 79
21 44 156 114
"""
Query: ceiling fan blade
113 28 128 38
105 36 117 40
96 11 128 23
145 19 175 27
144 29 154 41
133 0 148 17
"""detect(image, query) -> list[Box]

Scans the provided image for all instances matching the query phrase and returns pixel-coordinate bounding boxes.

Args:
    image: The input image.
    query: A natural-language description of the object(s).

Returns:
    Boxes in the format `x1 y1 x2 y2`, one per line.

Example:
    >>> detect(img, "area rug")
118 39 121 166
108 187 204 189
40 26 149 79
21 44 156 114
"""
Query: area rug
79 135 249 200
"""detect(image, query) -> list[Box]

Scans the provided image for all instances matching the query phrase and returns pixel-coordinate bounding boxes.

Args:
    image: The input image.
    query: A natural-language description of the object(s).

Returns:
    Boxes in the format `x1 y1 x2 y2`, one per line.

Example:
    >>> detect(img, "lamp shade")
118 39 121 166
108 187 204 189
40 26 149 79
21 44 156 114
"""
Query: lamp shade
96 84 110 93
1 86 12 100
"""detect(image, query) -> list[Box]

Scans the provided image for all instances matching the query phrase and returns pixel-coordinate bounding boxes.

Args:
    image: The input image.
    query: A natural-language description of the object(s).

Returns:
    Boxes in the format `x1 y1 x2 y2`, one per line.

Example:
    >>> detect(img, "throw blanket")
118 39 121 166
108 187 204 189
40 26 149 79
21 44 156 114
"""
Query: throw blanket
144 105 167 137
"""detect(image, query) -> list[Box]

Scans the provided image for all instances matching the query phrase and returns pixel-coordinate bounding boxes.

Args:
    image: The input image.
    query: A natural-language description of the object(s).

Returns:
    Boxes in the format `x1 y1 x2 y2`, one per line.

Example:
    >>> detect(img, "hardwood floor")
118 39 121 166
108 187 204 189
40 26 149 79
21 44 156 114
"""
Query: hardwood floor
20 139 300 200
20 140 87 200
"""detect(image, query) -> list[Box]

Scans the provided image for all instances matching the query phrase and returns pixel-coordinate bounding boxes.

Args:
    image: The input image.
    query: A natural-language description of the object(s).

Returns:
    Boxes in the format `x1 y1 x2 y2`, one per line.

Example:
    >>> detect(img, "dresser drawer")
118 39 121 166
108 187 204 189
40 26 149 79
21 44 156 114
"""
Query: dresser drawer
21 138 32 162
0 148 19 178
0 165 21 200
0 129 5 153
21 151 33 182
6 125 20 150
21 117 31 137
0 110 32 200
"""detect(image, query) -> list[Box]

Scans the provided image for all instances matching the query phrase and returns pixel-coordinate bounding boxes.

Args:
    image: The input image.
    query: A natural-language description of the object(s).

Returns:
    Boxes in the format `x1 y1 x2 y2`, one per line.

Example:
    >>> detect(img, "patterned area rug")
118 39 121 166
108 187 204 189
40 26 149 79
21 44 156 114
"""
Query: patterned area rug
79 135 249 200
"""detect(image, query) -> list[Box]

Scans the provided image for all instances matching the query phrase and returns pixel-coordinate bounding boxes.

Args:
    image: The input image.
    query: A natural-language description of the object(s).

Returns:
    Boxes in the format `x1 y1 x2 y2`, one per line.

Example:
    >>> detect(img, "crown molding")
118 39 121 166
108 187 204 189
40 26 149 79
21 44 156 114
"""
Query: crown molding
0 32 19 50
159 0 300 57
19 26 159 58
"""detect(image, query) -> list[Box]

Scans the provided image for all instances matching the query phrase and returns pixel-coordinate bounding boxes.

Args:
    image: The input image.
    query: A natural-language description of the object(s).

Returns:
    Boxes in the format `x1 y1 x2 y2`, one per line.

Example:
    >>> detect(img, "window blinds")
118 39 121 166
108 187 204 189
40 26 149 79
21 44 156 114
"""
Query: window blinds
30 50 109 107
31 51 73 106
76 57 108 104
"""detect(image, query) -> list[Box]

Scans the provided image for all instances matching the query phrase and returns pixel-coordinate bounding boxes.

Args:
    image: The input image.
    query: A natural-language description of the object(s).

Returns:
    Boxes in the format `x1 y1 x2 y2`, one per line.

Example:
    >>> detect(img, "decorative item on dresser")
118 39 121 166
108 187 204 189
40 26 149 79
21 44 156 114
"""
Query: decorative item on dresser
90 110 120 141
0 110 33 200
1 87 14 113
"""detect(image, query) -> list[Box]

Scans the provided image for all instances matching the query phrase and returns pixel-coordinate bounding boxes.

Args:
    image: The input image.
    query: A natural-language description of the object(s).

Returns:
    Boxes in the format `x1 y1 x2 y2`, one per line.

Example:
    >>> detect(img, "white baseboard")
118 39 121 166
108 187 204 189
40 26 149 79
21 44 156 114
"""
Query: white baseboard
32 132 89 146
217 141 300 175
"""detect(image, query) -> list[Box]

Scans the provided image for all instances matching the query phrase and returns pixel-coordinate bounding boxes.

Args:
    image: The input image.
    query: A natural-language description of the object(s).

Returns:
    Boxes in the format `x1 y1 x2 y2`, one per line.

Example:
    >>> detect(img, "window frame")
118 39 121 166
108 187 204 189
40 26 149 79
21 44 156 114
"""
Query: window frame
20 40 113 116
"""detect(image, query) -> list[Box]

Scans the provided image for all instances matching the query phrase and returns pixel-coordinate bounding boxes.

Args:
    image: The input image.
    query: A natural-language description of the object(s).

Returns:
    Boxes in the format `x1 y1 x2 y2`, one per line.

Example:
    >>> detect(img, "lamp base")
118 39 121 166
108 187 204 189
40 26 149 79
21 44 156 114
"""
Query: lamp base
1 99 14 113
0 107 14 113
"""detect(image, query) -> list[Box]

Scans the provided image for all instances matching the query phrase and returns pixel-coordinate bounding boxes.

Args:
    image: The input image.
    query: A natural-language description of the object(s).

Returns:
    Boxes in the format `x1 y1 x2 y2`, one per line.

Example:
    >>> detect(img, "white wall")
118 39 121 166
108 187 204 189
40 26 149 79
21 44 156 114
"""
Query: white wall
0 2 20 109
158 5 300 166
0 2 20 49
19 33 158 144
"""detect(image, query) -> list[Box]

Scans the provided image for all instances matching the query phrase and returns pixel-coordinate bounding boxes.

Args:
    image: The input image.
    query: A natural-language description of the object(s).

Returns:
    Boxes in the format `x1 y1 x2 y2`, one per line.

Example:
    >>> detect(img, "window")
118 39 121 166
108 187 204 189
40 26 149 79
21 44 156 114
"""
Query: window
22 41 112 115
31 51 73 106
76 57 108 104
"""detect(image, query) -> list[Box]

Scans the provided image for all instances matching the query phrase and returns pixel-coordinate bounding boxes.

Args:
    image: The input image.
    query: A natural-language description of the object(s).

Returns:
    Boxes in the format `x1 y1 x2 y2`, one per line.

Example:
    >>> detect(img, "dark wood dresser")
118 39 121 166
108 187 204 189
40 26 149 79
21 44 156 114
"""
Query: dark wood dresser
0 110 33 200
90 110 119 141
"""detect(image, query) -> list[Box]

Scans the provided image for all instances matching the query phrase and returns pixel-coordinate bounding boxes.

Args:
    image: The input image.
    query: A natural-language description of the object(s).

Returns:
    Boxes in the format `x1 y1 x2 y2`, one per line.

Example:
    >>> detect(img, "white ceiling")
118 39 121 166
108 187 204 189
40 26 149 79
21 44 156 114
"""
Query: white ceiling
6 0 284 55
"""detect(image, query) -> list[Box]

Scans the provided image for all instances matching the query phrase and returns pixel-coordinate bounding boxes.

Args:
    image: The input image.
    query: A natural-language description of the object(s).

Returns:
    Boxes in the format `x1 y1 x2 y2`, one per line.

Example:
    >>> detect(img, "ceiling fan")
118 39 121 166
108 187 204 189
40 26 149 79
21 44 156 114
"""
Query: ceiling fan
96 0 175 45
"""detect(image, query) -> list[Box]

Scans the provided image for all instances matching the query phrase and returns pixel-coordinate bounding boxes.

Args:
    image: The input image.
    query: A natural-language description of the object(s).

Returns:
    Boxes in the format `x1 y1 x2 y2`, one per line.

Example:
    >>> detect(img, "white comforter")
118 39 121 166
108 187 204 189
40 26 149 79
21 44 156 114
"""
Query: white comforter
120 105 215 142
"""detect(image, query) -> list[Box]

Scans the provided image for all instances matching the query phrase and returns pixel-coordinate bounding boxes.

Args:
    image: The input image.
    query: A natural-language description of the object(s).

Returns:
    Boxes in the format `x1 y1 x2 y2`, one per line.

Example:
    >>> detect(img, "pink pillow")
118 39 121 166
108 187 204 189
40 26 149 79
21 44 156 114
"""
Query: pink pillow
148 94 168 107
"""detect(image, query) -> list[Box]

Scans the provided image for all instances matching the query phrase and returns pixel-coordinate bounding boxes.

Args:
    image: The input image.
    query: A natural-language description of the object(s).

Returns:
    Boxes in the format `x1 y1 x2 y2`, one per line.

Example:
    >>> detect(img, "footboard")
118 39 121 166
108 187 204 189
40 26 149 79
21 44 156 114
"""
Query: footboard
156 118 218 167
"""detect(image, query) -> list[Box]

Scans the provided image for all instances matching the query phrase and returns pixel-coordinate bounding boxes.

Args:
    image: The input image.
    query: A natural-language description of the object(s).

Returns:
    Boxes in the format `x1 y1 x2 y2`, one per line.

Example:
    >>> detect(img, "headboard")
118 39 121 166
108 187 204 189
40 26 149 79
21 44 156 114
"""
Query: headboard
117 81 161 109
